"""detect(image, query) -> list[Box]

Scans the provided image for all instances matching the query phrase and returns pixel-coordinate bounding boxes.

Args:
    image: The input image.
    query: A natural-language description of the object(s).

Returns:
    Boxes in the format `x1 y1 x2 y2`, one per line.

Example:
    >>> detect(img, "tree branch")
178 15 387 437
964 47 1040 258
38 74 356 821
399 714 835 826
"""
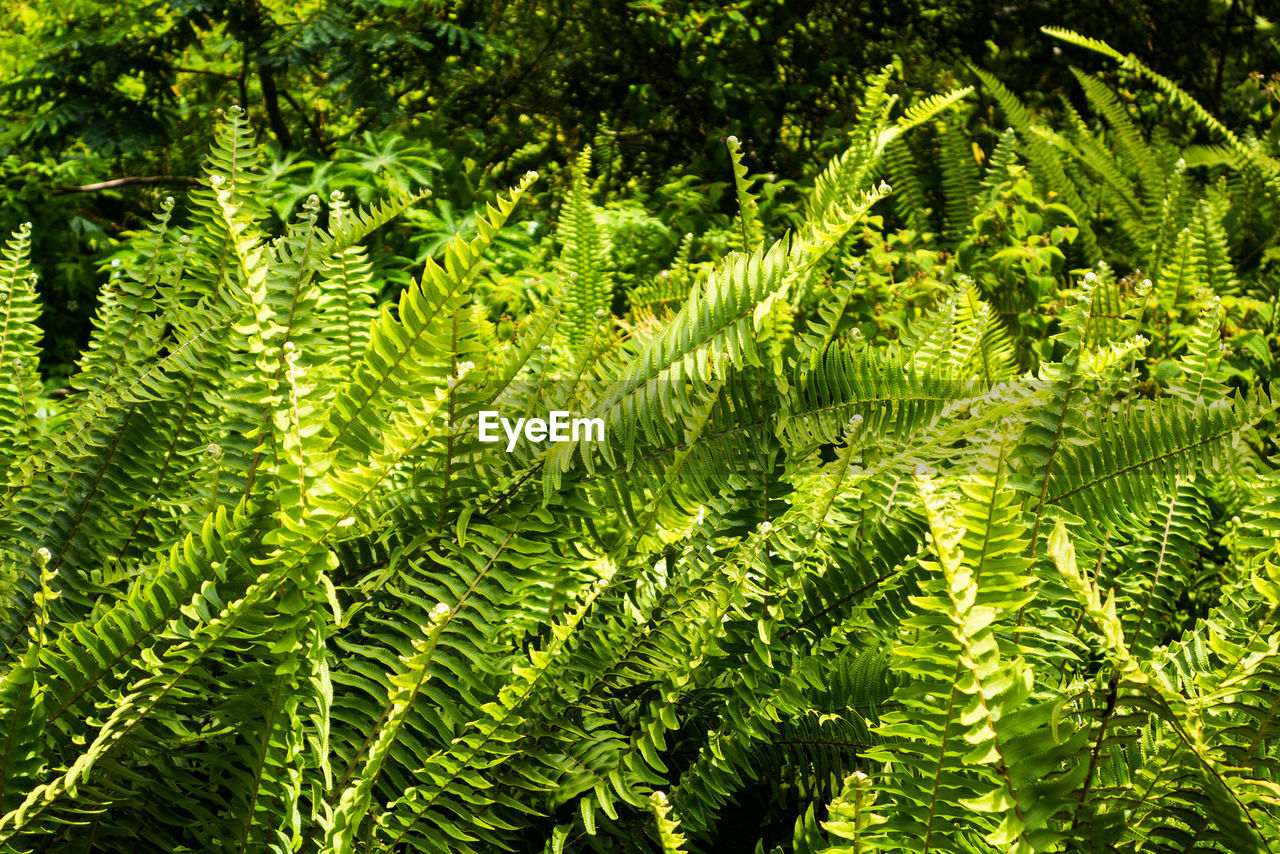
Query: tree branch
53 176 200 195
172 65 239 81
256 63 293 149
1212 0 1242 112
278 87 332 157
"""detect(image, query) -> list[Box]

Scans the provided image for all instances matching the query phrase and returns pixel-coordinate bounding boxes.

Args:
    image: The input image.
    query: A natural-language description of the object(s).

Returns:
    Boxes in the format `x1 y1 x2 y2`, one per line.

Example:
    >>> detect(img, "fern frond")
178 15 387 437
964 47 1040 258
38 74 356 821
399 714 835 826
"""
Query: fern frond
1148 156 1193 280
783 345 968 452
316 191 381 383
1038 27 1122 60
544 238 789 493
371 559 612 851
1192 198 1240 296
972 68 1101 260
325 174 535 457
885 136 931 235
1049 523 1278 849
1165 297 1230 403
1045 392 1276 535
794 263 866 368
184 106 267 301
1014 287 1093 554
891 86 975 137
812 772 884 853
71 200 176 399
318 188 430 260
1045 26 1280 200
951 283 1017 388
557 149 612 353
938 118 981 240
894 280 1016 389
0 645 46 816
321 604 451 854
865 441 1080 852
648 791 690 854
727 135 764 253
1069 68 1163 205
0 224 44 479
1057 95 1150 261
1120 480 1208 654
808 66 896 226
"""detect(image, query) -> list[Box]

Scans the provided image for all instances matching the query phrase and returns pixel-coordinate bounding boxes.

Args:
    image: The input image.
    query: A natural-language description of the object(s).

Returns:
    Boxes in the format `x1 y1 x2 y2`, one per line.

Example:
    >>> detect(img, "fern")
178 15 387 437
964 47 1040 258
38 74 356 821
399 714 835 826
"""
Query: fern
726 135 765 254
556 148 612 354
938 117 981 240
972 67 1102 261
0 224 44 483
0 58 1278 853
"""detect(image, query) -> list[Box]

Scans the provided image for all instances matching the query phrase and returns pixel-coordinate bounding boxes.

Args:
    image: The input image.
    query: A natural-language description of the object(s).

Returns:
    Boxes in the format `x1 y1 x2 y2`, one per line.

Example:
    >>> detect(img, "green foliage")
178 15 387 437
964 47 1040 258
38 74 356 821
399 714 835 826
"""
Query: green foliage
4 0 1276 382
0 24 1279 854
0 224 43 477
556 147 612 355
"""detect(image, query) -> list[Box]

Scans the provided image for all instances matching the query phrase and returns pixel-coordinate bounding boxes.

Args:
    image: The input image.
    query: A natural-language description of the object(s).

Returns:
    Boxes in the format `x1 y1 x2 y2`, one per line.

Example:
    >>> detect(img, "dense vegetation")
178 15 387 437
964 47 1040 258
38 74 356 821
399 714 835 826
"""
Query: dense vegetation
2 0 1276 373
1 3 1279 853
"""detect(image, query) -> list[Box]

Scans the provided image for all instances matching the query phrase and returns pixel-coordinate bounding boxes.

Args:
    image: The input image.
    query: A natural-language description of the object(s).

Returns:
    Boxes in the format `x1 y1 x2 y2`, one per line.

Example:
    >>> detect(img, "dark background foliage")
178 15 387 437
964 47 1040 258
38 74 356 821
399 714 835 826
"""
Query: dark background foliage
0 0 1276 373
